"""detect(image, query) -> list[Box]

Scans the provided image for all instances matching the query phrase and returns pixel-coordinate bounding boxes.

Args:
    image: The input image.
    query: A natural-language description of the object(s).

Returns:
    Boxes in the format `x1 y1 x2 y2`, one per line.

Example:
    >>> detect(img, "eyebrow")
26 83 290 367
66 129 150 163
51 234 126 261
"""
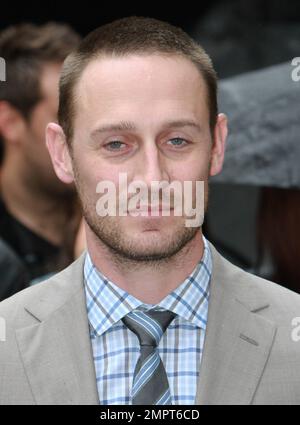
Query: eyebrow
90 119 202 138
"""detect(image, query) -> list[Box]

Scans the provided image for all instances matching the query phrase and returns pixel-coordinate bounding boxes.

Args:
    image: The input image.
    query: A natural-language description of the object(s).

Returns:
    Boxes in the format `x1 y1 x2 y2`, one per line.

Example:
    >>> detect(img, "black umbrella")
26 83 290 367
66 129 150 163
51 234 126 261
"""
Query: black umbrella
211 62 300 188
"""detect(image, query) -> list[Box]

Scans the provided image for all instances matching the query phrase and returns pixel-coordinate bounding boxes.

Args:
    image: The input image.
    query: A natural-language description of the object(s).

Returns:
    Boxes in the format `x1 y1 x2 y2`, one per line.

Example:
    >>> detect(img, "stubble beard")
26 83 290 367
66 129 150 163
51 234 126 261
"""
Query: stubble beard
79 194 209 269
73 166 209 267
85 212 201 264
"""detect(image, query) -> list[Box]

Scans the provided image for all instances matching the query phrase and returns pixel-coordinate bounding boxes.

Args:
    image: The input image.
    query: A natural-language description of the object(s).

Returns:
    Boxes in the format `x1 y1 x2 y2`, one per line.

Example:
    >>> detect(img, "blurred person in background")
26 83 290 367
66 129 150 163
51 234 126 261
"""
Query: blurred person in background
256 187 300 294
0 237 29 299
0 22 82 299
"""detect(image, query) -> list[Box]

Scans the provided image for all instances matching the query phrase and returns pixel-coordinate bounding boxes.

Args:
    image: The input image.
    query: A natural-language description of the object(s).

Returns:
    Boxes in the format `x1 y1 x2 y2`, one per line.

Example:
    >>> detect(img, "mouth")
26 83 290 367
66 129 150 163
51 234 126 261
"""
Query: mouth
127 204 174 214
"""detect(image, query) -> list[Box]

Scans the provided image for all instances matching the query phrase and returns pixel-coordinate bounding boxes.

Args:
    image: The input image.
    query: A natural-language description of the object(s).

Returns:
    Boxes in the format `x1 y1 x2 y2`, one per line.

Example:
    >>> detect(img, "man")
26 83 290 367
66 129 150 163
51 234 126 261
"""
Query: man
0 17 300 405
0 23 81 296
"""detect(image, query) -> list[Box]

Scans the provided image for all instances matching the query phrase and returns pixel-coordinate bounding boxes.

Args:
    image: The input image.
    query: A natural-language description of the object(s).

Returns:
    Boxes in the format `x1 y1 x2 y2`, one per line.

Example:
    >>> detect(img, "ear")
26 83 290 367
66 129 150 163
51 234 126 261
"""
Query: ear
46 122 74 184
0 101 27 145
209 113 228 177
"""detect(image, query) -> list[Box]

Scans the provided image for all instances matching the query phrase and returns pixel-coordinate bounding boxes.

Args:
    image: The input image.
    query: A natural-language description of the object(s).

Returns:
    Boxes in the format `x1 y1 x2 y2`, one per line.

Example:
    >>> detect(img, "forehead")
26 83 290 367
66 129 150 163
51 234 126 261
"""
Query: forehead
74 54 209 128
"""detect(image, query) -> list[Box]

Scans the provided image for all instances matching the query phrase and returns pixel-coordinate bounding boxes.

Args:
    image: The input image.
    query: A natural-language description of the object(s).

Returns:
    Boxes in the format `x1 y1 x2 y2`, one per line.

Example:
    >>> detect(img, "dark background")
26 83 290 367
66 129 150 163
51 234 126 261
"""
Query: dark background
1 0 300 78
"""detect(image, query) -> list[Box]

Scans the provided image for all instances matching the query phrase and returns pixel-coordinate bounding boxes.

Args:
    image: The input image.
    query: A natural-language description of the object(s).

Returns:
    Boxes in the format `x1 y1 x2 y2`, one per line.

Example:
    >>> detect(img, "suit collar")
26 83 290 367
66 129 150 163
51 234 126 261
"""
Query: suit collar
16 252 99 404
195 242 277 404
22 252 87 322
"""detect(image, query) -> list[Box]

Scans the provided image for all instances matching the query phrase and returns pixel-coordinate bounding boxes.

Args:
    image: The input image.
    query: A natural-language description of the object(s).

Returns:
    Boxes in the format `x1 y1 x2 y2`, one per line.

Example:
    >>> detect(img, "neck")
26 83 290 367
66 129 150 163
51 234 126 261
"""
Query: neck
86 226 204 304
1 156 76 246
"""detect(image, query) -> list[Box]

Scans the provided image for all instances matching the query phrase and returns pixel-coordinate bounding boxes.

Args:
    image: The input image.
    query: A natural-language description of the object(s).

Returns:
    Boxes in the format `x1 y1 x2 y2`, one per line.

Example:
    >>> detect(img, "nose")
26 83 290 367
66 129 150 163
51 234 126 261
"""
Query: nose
134 142 169 186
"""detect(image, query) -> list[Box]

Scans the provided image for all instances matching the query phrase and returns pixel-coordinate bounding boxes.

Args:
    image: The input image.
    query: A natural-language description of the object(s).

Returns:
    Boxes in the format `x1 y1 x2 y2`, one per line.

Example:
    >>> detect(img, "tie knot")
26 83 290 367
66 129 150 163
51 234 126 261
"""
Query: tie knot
122 309 176 347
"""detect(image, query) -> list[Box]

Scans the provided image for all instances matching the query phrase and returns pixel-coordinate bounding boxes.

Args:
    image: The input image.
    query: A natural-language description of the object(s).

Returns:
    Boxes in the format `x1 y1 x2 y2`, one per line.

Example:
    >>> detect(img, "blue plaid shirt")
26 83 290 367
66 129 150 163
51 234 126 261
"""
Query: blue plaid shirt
84 236 211 405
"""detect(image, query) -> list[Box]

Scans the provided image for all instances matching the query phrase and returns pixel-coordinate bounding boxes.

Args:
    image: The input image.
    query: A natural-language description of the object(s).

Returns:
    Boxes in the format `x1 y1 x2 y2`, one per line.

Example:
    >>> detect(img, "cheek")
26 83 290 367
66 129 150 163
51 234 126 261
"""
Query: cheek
174 156 211 183
175 140 212 179
74 156 121 196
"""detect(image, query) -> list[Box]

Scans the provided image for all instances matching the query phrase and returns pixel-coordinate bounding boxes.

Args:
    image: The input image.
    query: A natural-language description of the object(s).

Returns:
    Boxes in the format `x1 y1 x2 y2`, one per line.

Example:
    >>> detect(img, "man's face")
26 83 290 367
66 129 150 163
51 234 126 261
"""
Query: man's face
23 63 74 196
49 54 227 261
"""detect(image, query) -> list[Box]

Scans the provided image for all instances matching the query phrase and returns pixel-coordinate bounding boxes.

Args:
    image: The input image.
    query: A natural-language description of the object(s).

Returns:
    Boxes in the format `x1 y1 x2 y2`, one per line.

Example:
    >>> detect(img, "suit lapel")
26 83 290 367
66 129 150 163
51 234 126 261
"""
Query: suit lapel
15 254 99 405
195 243 277 404
13 242 278 405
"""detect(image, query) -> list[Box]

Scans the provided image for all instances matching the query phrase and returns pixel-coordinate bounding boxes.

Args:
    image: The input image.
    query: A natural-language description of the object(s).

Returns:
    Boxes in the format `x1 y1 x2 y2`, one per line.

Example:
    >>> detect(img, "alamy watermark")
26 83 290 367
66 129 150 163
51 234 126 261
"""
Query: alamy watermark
95 173 205 227
291 57 300 82
291 317 300 342
0 57 6 82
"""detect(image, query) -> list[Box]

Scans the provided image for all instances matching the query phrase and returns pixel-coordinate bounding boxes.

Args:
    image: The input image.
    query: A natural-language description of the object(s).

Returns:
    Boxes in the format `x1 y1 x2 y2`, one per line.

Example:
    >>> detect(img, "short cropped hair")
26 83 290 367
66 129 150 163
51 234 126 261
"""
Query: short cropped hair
58 16 218 144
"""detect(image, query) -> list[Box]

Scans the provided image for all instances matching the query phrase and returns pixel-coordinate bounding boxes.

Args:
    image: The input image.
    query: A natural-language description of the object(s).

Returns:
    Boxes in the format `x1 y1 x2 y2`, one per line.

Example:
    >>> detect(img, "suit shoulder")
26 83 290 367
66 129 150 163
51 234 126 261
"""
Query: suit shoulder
223 255 300 318
240 266 300 308
0 253 86 328
209 243 300 321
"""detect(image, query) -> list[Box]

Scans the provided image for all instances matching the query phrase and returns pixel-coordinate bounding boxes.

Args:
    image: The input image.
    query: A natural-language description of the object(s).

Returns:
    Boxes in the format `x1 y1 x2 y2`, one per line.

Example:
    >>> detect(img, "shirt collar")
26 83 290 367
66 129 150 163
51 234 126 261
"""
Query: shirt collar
84 236 211 338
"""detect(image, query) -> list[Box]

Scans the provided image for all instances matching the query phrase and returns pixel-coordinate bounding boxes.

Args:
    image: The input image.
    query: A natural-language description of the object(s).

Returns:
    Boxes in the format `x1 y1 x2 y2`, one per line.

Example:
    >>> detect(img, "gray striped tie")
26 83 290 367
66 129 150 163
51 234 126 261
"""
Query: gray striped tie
122 309 176 405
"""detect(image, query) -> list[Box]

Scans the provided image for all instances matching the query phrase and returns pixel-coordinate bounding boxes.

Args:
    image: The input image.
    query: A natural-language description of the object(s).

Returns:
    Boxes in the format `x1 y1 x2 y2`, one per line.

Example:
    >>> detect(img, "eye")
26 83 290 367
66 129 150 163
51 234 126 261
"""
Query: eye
104 140 127 151
167 137 188 147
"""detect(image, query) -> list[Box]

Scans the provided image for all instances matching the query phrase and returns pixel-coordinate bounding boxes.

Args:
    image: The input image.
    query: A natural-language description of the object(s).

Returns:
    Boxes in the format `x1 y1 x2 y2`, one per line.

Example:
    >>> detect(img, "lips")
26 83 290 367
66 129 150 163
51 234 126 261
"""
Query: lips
127 204 174 214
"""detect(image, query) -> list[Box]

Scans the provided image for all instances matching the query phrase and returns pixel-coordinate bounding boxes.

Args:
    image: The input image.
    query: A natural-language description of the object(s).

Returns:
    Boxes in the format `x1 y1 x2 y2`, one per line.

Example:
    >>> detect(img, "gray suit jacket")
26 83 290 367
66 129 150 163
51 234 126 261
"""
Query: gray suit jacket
1 242 300 405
